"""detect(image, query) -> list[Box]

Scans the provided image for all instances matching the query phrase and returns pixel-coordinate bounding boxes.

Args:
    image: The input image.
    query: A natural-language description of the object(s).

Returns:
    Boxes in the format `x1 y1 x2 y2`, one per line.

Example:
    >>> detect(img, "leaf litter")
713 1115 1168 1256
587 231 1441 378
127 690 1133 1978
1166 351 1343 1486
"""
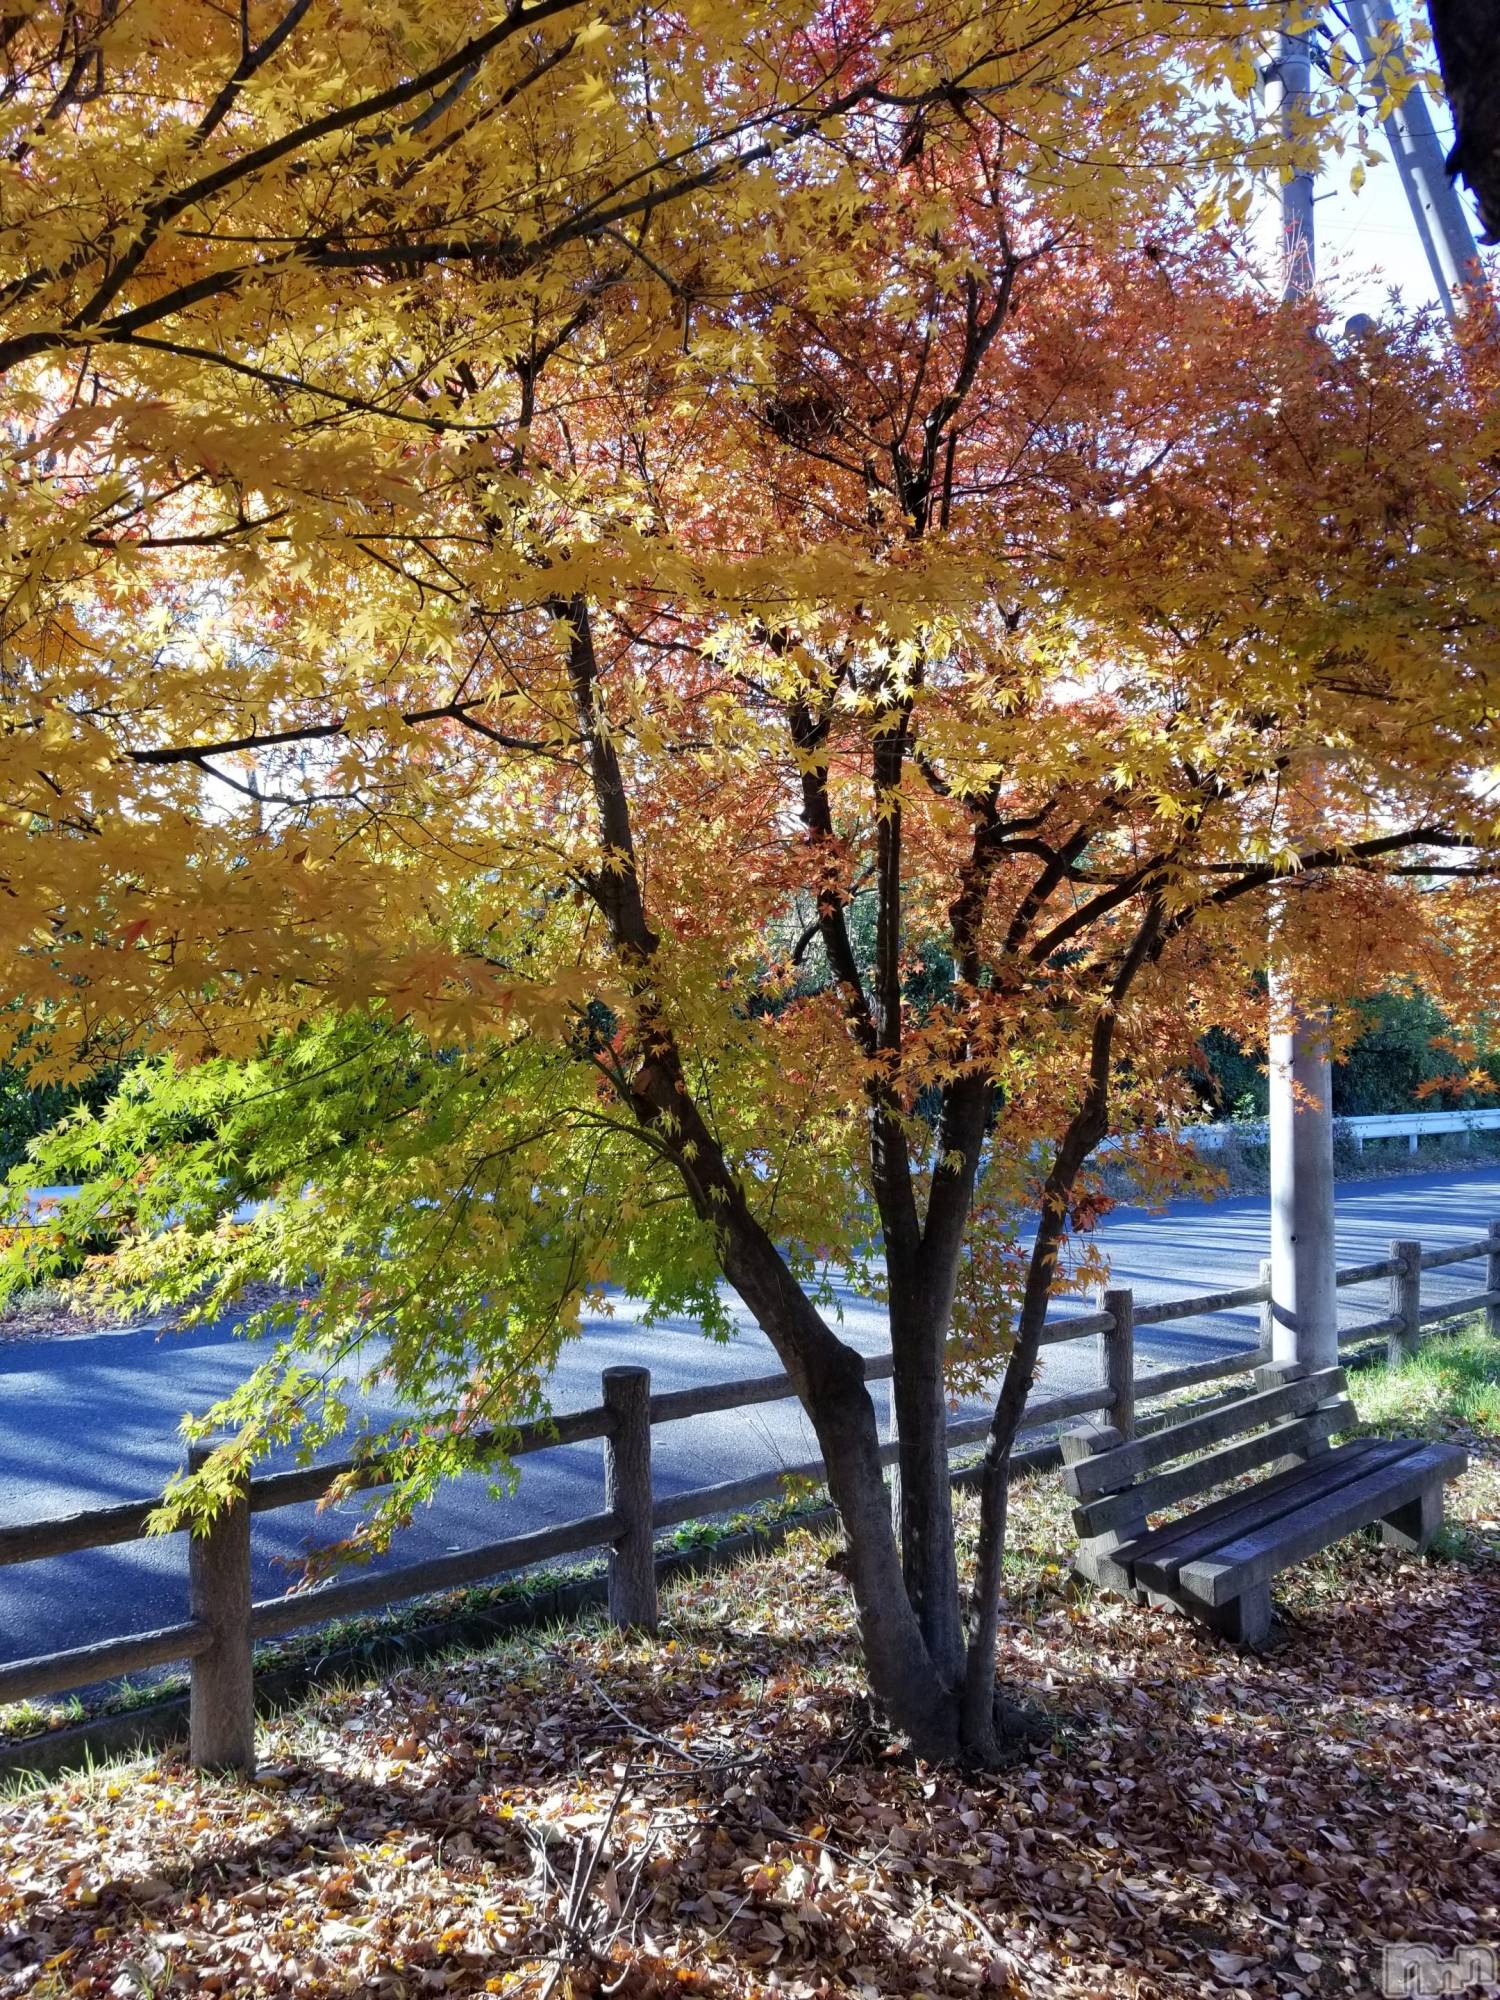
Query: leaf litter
0 1452 1495 2000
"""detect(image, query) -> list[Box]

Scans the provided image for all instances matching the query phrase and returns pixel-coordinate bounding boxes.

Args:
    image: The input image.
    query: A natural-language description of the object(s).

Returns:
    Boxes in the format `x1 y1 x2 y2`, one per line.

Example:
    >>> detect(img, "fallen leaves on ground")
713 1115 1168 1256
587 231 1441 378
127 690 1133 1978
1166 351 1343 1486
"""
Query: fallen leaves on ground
1 1455 1497 2000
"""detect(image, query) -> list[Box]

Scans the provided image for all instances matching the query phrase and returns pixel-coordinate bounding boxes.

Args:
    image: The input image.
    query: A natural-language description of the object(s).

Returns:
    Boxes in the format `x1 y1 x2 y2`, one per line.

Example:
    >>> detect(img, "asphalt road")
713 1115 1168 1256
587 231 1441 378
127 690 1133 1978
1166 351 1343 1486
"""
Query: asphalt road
3 1167 1497 1668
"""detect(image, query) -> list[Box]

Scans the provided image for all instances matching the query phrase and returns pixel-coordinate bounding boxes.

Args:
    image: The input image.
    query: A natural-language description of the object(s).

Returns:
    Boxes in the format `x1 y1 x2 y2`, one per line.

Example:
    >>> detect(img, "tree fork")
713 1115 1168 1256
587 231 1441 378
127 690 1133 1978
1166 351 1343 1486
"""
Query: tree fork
960 904 1162 1756
714 1221 960 1757
566 592 958 1756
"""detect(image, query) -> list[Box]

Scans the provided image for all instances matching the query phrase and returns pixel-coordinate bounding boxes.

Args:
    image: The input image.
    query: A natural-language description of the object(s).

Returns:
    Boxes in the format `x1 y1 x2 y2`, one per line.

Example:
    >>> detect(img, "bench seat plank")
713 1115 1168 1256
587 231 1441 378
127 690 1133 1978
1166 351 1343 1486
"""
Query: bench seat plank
1075 1400 1355 1540
1064 1368 1347 1502
1158 1440 1467 1608
1120 1438 1403 1582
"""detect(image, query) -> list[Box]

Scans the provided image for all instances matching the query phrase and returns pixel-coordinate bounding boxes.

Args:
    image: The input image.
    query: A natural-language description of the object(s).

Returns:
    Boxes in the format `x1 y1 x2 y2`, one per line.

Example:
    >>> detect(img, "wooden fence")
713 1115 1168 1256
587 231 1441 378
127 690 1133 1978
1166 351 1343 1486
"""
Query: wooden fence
2 1224 1497 1771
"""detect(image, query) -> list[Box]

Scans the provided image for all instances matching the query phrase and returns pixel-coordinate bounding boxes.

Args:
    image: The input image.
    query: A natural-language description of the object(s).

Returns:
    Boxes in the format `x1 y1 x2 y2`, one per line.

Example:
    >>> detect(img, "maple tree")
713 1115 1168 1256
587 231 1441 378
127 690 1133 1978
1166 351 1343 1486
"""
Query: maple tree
4 0 1500 1762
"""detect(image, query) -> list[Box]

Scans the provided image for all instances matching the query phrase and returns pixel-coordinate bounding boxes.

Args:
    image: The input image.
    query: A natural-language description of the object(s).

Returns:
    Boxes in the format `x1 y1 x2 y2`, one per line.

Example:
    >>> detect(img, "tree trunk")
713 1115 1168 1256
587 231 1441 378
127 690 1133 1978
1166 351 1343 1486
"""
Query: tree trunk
960 1450 1012 1759
958 1233 1062 1760
888 1280 965 1688
715 1223 961 1760
809 1367 961 1760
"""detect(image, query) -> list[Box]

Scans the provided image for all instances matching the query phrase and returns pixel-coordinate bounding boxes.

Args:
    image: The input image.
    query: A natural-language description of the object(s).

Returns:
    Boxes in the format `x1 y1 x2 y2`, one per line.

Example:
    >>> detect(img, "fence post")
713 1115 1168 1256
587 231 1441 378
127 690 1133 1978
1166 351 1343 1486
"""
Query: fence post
602 1366 657 1632
1258 1255 1274 1354
1099 1286 1135 1439
1389 1238 1422 1366
187 1443 255 1775
1488 1220 1500 1339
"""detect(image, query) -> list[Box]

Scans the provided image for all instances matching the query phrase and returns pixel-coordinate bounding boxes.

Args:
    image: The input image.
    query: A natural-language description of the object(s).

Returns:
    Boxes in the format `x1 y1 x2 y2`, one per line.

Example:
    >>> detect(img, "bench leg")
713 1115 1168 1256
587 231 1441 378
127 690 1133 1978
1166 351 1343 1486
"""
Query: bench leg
1380 1482 1445 1555
1200 1584 1273 1647
1075 1520 1146 1599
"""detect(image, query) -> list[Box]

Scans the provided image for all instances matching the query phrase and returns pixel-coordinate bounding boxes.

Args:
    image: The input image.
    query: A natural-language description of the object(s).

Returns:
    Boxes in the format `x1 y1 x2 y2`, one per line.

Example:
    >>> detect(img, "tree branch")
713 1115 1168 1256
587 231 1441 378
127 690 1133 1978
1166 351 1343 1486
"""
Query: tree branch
125 699 565 769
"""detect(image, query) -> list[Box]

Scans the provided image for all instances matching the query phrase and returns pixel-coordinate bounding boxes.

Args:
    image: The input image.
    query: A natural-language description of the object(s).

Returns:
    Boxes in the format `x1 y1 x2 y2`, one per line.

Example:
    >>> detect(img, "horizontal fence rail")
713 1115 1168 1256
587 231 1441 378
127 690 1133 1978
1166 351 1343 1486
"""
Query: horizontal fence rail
1 1222 1496 1770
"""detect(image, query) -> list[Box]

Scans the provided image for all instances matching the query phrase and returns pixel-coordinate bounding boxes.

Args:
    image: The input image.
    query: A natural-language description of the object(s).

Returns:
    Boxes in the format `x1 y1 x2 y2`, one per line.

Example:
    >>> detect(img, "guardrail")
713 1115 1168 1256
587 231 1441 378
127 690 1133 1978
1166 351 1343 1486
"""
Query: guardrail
2 1222 1497 1770
1178 1107 1500 1155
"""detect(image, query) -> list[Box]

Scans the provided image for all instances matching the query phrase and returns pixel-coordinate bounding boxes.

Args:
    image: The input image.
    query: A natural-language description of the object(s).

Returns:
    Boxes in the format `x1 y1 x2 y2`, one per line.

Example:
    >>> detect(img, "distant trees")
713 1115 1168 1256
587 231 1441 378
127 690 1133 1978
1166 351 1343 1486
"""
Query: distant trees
0 1049 124 1179
1201 993 1500 1123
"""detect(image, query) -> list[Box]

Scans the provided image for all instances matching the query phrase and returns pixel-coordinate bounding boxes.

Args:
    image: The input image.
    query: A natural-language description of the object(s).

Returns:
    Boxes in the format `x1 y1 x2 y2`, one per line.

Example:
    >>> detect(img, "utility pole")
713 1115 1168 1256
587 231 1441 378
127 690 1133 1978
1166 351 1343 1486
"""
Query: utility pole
1275 19 1316 300
1343 0 1484 323
1266 16 1340 1374
1261 7 1486 1376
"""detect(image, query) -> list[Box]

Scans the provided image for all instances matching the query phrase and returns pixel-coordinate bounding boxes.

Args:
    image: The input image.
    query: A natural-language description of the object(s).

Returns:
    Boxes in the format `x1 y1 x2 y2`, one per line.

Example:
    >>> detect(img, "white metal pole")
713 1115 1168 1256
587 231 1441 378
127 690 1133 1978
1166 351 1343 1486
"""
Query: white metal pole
1344 0 1485 322
1266 17 1340 1373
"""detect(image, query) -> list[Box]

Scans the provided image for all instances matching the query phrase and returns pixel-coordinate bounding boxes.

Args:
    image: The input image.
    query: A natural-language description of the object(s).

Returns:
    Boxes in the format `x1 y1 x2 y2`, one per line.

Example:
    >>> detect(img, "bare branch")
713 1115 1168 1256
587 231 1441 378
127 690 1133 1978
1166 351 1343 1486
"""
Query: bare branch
126 699 566 769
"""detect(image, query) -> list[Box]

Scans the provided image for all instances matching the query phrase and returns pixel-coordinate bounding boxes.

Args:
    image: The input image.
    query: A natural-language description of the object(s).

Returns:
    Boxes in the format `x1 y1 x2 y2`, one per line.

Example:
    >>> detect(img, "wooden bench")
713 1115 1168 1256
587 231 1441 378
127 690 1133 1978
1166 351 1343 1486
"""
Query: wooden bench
1060 1364 1467 1645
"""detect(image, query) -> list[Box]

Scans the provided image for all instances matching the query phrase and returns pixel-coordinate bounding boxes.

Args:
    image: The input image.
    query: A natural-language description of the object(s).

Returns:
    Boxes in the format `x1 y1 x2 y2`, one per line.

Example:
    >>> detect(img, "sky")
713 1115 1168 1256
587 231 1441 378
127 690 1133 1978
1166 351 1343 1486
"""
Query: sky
1320 154 1448 318
1319 153 1444 314
1270 92 1492 323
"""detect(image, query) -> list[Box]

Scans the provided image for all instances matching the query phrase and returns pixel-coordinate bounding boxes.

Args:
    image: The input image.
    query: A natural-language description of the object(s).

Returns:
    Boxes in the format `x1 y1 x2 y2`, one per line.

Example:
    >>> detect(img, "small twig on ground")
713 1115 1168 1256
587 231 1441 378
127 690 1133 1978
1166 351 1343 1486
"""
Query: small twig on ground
944 1889 1053 1985
575 1666 761 1776
536 1760 635 2000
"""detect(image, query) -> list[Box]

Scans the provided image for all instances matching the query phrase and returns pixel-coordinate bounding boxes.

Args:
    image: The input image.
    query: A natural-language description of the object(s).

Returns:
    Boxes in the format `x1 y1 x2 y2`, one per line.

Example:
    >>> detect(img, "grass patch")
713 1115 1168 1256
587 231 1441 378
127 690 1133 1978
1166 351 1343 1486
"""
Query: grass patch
0 1695 83 1743
1349 1319 1500 1440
